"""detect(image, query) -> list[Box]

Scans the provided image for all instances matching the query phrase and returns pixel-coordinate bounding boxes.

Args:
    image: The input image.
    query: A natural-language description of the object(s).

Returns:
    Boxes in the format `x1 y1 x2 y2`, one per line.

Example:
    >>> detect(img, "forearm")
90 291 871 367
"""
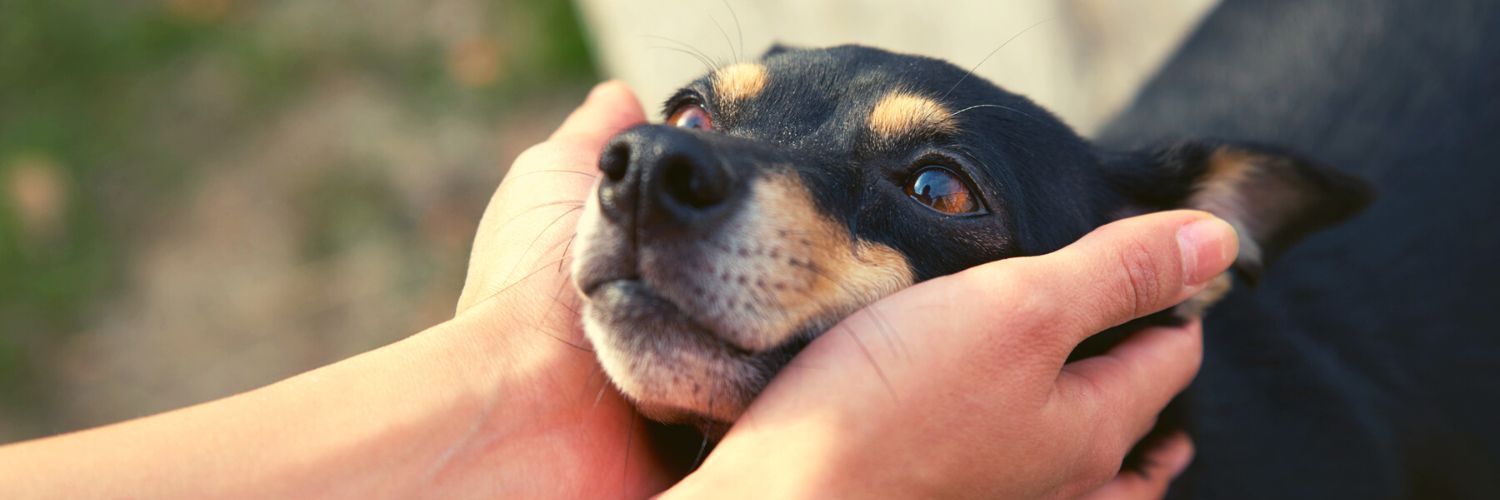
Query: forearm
0 317 489 498
0 292 675 498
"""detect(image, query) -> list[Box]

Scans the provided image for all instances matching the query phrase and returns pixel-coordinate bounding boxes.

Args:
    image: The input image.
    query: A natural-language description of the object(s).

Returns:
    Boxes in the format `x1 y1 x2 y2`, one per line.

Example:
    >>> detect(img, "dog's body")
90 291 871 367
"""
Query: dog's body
571 0 1499 496
1099 1 1500 497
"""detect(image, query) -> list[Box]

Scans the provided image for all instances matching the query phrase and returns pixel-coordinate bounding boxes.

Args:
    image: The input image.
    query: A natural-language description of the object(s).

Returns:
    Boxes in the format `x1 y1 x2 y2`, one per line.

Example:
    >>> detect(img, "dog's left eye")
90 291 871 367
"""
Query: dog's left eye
905 166 982 215
667 104 714 131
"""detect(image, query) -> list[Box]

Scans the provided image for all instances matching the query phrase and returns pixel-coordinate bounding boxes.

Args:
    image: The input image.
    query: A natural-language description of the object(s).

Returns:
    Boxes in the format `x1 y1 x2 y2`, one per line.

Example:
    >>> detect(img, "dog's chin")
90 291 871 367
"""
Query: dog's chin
581 279 804 428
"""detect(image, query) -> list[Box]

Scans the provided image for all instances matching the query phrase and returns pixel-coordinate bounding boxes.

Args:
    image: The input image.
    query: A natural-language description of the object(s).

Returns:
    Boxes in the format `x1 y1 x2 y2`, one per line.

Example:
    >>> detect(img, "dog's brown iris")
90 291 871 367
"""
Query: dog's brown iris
667 104 714 131
905 166 979 214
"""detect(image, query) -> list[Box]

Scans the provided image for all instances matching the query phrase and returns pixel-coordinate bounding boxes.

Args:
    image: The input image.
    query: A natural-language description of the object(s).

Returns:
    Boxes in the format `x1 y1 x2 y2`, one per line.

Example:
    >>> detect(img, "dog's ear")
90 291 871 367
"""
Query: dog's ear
1105 141 1373 288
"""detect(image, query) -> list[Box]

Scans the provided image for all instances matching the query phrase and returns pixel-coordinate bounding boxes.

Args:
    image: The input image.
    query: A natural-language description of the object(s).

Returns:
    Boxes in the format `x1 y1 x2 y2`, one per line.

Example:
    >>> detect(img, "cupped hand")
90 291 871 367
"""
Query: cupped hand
447 81 677 498
455 80 1231 499
667 211 1237 499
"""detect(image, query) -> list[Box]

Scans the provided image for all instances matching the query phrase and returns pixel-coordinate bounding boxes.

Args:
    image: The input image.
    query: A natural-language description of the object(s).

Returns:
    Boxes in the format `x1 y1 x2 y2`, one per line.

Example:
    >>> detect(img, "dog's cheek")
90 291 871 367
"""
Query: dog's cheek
732 175 915 348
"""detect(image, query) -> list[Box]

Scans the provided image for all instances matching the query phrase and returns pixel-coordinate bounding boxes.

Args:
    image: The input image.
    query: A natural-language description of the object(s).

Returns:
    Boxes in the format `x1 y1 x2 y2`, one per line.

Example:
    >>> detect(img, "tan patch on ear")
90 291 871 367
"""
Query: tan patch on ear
712 63 769 104
868 92 956 141
1188 148 1310 269
1189 150 1257 220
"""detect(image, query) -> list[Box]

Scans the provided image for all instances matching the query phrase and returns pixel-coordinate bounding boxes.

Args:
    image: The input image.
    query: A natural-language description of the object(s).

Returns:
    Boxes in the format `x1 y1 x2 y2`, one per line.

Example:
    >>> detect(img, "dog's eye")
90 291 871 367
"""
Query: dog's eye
905 166 981 215
667 104 714 131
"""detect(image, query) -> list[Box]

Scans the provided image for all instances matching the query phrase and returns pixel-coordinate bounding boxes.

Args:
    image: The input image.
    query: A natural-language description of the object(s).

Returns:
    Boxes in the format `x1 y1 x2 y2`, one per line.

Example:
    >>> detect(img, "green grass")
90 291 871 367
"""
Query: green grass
0 0 597 435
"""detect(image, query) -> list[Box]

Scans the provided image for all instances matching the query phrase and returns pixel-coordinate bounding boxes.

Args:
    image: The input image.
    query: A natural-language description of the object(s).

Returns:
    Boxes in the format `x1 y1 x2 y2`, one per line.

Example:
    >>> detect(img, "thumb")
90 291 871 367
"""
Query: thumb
969 210 1238 357
744 211 1235 418
549 80 646 150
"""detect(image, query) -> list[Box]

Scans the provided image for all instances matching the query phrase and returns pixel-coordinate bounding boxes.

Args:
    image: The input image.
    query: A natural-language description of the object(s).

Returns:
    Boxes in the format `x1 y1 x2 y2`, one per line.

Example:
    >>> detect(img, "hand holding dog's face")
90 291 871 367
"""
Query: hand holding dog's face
668 210 1237 498
571 45 1370 428
454 82 689 497
459 80 1239 497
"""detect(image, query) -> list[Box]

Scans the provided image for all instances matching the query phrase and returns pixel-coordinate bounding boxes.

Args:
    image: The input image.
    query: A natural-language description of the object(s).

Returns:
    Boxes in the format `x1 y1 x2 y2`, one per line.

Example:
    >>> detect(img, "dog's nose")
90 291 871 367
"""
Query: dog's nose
598 126 736 227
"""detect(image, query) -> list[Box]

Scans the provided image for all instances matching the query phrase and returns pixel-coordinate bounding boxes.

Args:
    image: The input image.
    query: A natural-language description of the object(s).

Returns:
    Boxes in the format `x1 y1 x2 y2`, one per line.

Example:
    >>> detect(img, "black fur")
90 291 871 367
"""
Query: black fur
1099 1 1500 497
645 45 1366 287
599 3 1500 492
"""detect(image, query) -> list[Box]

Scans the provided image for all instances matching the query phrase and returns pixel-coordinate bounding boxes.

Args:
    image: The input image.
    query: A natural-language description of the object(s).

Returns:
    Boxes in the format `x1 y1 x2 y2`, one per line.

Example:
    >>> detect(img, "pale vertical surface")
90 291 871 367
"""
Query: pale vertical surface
574 0 1216 134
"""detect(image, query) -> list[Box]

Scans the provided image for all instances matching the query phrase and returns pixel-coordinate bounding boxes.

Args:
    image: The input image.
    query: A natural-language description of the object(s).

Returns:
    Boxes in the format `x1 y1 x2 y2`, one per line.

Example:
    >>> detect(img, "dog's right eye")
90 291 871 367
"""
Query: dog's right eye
905 166 983 215
667 104 714 131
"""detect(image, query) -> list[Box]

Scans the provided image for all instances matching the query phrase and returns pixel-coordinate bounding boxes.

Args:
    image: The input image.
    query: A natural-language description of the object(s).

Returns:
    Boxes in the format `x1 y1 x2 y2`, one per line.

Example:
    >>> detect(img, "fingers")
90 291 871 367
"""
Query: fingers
501 80 645 184
770 211 1232 399
549 80 647 150
969 210 1236 356
1077 432 1194 500
1059 321 1203 452
458 81 645 313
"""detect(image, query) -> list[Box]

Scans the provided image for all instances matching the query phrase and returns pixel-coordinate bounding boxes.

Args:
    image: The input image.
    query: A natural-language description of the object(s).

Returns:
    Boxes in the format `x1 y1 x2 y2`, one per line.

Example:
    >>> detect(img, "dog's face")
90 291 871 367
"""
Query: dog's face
571 45 1370 428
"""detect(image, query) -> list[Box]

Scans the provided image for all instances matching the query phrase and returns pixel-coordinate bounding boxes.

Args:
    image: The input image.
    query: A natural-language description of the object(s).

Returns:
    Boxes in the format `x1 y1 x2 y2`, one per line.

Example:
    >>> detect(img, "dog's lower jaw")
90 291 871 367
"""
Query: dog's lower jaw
580 288 765 426
578 284 825 432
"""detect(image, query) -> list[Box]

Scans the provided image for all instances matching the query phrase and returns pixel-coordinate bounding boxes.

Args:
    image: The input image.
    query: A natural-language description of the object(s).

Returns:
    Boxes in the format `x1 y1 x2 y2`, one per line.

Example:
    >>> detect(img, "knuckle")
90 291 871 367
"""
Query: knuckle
1114 240 1168 319
1067 410 1127 489
963 264 1041 324
1082 449 1123 489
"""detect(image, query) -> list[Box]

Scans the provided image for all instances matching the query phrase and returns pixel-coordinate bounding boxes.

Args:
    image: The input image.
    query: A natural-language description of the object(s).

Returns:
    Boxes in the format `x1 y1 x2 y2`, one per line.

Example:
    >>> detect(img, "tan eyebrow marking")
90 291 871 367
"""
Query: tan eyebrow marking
713 63 769 104
868 92 957 140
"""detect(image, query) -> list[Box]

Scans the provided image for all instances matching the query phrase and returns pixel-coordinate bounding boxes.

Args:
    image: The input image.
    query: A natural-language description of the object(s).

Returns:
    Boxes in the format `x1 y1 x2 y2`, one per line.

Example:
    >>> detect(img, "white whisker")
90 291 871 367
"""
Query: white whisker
949 103 1039 121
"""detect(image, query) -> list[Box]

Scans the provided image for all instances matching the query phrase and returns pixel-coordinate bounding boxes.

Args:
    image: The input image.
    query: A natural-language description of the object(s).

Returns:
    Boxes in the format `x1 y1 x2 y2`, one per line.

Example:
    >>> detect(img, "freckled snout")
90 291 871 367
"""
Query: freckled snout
598 126 740 233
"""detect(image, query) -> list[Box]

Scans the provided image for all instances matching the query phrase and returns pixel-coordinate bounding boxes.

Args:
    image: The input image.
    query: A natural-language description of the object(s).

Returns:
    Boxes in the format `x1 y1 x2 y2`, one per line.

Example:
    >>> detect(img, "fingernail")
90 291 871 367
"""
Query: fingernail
1176 217 1237 286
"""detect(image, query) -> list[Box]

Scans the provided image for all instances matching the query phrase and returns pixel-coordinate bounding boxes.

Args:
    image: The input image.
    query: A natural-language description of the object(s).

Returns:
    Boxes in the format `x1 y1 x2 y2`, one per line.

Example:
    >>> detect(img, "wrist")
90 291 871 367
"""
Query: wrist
661 427 848 500
420 292 678 496
435 289 594 421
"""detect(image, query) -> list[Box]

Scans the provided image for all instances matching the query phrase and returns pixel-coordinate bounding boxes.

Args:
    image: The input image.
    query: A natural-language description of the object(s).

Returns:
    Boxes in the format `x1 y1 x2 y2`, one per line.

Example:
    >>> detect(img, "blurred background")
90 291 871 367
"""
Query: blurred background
0 0 1210 442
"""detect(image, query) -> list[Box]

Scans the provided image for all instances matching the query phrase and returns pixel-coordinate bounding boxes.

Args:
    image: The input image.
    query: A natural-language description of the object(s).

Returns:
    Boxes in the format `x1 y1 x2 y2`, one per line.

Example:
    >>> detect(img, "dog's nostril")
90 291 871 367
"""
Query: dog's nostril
600 142 631 182
661 155 728 208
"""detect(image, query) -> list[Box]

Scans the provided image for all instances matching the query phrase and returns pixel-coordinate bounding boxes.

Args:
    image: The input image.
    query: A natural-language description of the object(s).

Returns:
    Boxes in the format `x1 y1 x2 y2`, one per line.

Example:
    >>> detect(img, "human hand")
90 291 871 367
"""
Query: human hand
444 81 680 497
457 80 642 317
666 210 1237 499
0 82 668 500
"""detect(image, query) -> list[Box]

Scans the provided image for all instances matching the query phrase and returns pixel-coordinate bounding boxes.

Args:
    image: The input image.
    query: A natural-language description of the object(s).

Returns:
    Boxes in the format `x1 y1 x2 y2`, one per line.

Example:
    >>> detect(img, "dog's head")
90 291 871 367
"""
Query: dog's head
571 45 1371 429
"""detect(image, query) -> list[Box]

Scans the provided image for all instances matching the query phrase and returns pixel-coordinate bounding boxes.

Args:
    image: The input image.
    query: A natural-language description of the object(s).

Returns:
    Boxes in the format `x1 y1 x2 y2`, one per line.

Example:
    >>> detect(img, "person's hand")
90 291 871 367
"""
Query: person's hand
0 82 669 500
444 81 678 497
667 210 1237 499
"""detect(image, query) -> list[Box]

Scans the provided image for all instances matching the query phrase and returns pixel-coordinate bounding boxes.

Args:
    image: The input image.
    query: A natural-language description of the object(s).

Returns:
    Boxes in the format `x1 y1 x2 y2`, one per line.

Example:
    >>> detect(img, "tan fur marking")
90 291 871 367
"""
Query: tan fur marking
1189 150 1258 222
1190 147 1312 267
717 174 915 352
712 63 769 104
573 172 914 423
868 92 957 140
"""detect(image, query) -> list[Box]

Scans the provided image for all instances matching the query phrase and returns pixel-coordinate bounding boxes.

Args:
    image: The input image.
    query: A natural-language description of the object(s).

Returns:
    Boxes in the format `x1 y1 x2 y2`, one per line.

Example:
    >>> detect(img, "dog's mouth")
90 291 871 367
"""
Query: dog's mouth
570 161 914 428
587 278 755 356
581 277 811 425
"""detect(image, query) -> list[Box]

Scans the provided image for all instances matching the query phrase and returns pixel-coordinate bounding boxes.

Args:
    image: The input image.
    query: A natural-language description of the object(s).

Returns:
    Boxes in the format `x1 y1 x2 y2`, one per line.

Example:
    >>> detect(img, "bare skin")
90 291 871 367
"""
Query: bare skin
0 81 1231 499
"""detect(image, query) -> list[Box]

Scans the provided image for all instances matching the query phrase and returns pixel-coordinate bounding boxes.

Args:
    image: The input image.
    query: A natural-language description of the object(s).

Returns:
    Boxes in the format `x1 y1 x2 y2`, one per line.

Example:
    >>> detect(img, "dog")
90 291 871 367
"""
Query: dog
570 39 1370 442
1095 1 1500 497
